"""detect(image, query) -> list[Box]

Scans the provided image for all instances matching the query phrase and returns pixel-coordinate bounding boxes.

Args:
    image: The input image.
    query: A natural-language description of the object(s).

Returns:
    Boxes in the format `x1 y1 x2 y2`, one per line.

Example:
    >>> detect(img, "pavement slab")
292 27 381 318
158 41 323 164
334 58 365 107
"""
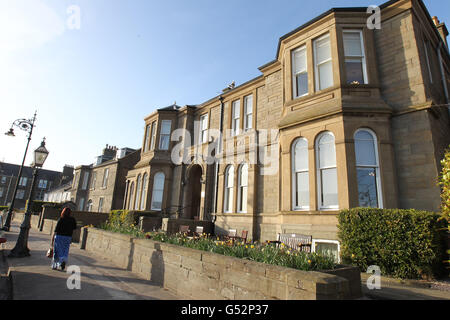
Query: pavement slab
1 222 179 300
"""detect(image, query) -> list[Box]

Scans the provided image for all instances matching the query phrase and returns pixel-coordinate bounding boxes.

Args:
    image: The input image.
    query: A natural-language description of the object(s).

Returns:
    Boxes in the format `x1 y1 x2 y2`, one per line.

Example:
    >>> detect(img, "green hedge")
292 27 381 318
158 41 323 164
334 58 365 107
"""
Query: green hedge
338 208 448 279
26 201 62 213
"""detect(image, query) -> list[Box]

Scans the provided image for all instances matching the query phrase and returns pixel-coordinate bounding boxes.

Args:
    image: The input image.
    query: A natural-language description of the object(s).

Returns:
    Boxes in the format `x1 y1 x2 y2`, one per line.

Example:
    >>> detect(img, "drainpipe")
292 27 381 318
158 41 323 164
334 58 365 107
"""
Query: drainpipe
212 96 224 223
437 41 450 117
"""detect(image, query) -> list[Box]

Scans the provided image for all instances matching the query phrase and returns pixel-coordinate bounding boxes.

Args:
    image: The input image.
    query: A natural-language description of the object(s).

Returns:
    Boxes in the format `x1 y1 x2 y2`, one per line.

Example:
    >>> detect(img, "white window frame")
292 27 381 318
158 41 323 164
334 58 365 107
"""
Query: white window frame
19 177 28 187
354 128 383 209
128 182 135 210
98 197 104 213
244 95 253 131
90 172 97 190
292 138 310 211
150 121 157 151
199 114 209 144
78 197 85 211
135 175 142 210
87 200 93 212
231 100 240 137
314 33 334 91
144 124 151 152
38 179 48 189
237 164 248 213
312 239 341 263
343 30 368 85
102 168 109 188
159 120 172 150
316 131 339 210
81 172 89 190
292 45 309 98
224 165 234 213
140 173 148 210
151 172 165 211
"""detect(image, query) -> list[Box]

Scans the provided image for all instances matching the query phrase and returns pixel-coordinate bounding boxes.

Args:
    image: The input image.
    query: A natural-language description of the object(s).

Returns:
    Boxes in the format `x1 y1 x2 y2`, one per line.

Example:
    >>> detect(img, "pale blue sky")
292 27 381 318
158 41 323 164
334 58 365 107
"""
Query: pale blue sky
0 0 448 172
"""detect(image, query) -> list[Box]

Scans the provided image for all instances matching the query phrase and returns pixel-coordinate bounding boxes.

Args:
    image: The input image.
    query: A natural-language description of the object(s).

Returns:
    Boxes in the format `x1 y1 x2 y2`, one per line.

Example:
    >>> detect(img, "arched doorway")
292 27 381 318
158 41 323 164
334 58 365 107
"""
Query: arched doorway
183 165 203 219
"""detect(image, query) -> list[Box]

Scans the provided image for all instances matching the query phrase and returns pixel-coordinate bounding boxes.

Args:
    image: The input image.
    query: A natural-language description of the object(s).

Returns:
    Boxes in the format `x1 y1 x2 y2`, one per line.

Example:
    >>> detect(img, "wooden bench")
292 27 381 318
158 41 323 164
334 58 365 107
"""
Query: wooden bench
272 233 312 252
225 229 248 243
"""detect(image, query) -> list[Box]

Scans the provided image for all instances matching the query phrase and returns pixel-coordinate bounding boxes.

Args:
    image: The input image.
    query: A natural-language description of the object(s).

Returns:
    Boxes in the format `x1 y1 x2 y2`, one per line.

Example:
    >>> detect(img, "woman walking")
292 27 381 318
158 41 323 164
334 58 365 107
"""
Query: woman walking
51 207 77 271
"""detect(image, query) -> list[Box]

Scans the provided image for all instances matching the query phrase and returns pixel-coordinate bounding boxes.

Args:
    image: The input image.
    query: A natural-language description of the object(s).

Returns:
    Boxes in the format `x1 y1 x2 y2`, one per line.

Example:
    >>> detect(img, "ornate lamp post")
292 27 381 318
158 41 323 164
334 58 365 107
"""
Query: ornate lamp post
9 138 49 258
2 112 37 232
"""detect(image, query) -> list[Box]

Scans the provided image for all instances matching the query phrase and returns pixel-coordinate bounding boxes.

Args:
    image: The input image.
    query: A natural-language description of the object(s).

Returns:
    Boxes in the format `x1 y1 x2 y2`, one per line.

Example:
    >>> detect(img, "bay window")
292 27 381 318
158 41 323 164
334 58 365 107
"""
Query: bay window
159 120 172 150
292 46 308 98
343 30 368 84
231 100 240 136
316 132 338 209
151 172 165 211
224 165 234 213
354 129 382 208
314 33 333 91
292 138 310 210
244 95 253 131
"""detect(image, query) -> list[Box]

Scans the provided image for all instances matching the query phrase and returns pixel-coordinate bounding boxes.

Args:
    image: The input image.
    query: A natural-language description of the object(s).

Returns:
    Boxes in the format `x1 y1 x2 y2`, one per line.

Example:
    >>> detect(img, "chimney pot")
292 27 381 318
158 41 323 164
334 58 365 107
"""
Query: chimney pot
433 16 440 26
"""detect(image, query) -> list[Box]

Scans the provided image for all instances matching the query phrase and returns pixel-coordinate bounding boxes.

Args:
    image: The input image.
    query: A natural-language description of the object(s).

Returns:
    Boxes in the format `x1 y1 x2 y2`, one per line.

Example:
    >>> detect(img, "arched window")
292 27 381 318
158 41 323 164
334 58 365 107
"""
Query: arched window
135 175 142 210
237 164 248 213
140 173 148 210
224 165 234 213
354 129 382 208
292 138 309 210
128 182 134 210
87 200 93 212
316 132 338 209
151 172 165 211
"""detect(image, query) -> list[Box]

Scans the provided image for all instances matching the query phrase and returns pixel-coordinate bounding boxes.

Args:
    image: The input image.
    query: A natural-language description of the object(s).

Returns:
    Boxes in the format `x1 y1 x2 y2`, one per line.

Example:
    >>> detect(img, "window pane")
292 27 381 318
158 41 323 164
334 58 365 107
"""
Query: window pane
233 101 240 118
355 134 376 166
319 134 336 168
315 242 339 263
226 167 234 188
240 186 247 212
318 61 333 90
161 120 172 134
343 32 362 56
357 167 378 208
315 36 331 63
294 139 308 171
240 164 248 186
293 47 307 73
244 96 253 114
296 73 308 96
246 114 253 130
296 172 309 208
346 59 364 84
159 135 170 150
321 168 338 207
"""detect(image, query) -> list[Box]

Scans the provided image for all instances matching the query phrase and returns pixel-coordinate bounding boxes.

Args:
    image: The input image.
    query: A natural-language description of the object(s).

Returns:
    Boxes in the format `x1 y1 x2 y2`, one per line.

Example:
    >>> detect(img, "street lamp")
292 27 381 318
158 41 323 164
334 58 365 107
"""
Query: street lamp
9 138 49 258
2 112 37 231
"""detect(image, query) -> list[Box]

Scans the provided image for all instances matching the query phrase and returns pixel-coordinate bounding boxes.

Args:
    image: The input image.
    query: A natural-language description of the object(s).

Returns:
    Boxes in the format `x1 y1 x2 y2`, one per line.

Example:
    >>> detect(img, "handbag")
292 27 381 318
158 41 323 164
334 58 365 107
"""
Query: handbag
46 248 53 258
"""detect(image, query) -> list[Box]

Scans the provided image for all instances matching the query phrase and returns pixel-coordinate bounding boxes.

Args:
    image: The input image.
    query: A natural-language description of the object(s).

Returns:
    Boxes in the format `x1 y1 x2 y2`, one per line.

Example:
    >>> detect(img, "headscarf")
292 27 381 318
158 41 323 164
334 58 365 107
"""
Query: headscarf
61 207 72 218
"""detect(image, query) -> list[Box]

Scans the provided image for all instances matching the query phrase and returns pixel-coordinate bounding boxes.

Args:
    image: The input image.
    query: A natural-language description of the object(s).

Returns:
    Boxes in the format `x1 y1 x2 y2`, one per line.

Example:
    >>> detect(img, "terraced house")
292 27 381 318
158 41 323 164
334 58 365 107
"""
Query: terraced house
125 0 450 258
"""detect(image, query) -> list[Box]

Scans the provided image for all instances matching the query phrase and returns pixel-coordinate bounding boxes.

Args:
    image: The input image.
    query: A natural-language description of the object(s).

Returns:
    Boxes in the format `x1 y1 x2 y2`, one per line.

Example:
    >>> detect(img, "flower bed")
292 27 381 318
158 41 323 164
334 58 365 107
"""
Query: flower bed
81 227 362 300
147 232 336 272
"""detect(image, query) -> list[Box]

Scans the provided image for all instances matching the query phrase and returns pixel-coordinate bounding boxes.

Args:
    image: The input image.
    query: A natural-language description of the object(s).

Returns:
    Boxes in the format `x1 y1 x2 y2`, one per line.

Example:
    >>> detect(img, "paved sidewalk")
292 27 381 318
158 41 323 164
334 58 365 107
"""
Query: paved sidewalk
360 273 450 300
1 222 179 300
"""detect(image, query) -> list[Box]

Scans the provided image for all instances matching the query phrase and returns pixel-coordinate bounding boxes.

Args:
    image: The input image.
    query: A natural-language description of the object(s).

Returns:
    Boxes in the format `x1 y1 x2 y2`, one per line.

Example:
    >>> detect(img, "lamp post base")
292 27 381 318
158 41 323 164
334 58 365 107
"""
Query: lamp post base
8 223 31 258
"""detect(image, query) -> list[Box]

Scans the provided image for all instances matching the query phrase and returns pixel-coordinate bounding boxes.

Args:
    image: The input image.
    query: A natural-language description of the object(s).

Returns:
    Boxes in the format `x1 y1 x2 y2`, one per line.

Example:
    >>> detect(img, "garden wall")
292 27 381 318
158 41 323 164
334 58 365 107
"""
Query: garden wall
82 227 361 300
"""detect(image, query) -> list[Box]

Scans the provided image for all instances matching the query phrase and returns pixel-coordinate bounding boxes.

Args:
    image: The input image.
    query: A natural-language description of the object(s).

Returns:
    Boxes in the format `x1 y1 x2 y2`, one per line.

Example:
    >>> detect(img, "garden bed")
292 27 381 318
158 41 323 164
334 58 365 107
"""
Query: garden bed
81 227 362 300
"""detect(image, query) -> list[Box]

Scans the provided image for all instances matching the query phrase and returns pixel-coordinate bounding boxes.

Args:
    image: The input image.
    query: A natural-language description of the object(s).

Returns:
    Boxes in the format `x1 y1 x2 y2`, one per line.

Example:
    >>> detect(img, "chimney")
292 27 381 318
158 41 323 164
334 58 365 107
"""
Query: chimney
432 16 449 48
102 144 117 160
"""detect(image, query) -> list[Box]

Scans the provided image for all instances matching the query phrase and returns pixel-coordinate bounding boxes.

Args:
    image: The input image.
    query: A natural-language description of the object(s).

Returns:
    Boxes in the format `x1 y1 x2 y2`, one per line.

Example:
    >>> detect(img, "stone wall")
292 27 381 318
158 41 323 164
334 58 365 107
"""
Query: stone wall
82 227 361 300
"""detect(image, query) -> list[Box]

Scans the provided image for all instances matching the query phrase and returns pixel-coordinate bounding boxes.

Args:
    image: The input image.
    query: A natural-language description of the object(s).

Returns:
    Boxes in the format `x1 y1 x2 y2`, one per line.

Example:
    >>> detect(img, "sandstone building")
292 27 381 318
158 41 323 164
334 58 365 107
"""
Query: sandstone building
0 162 73 209
125 0 450 258
46 146 141 213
